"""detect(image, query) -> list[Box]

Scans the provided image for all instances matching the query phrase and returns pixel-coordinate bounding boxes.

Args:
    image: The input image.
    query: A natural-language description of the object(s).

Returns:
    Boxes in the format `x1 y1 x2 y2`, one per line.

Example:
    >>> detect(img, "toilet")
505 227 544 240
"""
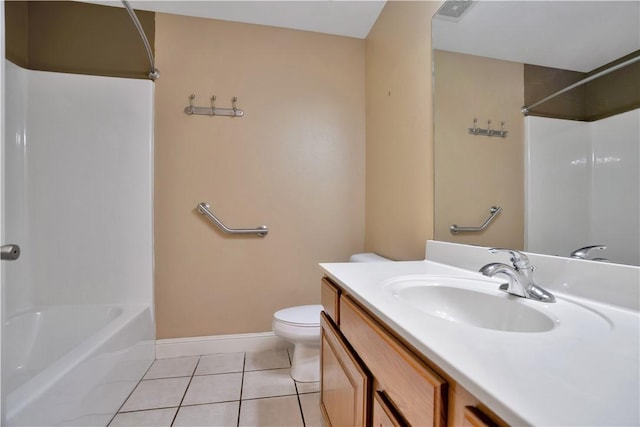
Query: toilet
272 252 391 382
272 304 323 382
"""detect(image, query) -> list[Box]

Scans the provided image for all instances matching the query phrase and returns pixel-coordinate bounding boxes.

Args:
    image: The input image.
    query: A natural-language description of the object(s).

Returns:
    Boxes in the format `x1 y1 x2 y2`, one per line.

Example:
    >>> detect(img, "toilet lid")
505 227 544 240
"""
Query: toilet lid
274 304 323 327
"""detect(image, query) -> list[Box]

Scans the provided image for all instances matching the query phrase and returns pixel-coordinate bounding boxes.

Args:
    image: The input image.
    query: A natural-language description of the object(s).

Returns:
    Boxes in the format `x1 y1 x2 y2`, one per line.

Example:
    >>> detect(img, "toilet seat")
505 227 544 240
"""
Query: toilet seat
273 304 322 327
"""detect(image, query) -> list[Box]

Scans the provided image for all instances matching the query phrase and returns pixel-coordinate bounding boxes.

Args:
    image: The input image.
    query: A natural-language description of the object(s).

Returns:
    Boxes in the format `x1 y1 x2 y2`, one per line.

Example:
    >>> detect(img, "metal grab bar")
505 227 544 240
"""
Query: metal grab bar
197 202 268 237
450 206 502 234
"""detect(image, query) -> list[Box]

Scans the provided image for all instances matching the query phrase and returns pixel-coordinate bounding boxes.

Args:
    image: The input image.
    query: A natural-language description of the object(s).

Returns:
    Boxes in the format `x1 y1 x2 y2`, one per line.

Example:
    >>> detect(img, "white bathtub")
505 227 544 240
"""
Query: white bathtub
4 304 154 426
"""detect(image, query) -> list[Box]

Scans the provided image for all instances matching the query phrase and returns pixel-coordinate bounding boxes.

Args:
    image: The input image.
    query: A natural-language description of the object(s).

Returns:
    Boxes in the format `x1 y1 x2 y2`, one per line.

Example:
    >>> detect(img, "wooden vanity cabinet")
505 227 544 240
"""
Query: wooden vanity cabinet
320 276 508 427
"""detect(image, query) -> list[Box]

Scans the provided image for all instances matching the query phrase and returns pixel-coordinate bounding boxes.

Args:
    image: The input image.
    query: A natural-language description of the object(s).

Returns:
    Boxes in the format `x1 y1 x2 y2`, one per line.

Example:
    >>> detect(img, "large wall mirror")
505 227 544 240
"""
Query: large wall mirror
432 1 640 266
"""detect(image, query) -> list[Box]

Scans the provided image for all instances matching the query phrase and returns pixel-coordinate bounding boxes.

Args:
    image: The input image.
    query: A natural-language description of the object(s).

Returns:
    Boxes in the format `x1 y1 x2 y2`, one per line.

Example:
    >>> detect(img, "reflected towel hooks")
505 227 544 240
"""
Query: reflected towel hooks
468 118 508 138
184 94 244 117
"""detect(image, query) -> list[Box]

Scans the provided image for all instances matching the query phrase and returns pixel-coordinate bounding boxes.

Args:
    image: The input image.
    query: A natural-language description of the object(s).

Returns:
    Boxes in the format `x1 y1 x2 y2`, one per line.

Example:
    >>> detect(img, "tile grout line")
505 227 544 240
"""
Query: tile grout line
117 405 179 414
169 356 201 427
242 366 297 373
238 392 299 402
237 352 247 427
287 348 307 427
294 381 307 427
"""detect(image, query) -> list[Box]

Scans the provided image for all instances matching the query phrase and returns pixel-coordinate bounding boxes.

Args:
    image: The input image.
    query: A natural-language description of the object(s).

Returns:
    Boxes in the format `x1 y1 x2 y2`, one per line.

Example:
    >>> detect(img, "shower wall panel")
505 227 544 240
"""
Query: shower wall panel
525 110 640 265
4 60 154 313
4 61 32 315
590 110 640 265
525 116 590 258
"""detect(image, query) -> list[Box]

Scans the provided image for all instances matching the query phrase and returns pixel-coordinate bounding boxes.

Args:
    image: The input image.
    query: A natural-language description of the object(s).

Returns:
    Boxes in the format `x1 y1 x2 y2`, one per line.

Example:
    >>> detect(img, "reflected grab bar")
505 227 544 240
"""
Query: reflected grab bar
197 202 268 237
450 206 502 234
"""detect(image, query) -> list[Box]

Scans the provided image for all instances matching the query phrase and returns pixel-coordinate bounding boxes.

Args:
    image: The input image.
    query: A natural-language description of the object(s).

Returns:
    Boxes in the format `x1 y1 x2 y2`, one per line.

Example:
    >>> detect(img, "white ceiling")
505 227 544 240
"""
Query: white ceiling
433 1 640 72
84 0 639 71
83 0 387 39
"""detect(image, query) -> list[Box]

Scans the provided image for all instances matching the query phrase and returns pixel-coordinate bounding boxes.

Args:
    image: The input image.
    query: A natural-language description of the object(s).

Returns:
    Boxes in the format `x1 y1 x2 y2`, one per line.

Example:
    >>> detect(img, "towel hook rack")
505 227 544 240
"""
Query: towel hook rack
450 206 502 234
185 94 244 117
197 202 268 237
468 118 508 138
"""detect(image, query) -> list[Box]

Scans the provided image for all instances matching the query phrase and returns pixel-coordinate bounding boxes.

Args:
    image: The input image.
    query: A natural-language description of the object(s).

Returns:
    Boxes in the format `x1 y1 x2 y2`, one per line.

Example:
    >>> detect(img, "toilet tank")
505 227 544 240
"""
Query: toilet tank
349 253 392 262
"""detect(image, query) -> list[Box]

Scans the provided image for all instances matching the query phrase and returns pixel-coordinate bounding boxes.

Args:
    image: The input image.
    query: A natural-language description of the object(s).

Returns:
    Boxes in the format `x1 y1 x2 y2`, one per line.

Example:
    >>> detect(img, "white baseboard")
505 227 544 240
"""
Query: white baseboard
155 332 291 359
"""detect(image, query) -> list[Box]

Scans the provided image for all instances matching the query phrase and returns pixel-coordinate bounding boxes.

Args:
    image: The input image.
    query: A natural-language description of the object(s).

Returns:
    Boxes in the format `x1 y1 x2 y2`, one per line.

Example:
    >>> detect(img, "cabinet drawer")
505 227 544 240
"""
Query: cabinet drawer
321 277 340 325
340 296 447 427
320 312 369 427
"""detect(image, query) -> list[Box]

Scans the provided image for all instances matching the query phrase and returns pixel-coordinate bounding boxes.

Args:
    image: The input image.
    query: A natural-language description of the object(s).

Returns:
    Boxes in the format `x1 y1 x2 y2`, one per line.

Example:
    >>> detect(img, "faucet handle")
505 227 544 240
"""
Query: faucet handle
489 248 531 269
570 245 606 259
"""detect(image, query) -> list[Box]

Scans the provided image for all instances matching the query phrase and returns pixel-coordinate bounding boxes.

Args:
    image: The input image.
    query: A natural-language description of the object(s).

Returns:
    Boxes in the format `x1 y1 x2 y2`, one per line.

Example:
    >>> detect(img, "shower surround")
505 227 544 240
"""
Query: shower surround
2 60 155 426
525 110 640 265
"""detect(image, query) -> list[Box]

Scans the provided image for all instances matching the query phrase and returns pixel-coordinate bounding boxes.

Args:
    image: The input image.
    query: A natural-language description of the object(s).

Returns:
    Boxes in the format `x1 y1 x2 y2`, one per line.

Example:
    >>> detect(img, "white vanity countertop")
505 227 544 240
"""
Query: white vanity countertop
319 260 640 427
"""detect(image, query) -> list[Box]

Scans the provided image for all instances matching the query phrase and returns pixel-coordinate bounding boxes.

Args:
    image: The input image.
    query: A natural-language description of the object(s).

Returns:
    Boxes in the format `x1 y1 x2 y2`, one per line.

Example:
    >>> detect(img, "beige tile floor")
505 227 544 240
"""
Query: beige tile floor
109 349 322 427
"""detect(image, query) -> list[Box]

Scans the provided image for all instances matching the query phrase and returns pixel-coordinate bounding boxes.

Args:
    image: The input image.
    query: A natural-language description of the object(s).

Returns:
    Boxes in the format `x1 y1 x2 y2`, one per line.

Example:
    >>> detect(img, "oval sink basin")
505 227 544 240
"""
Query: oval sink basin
384 276 557 332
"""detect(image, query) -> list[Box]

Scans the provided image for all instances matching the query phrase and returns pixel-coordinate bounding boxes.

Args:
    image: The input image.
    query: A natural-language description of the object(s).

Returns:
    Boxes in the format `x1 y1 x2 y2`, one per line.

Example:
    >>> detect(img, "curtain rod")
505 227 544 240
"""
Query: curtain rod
121 0 159 81
521 54 640 115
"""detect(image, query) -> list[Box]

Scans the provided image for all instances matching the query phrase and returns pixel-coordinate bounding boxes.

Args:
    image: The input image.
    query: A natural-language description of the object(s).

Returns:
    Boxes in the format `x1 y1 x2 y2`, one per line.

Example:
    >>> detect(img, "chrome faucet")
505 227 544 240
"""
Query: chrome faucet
571 245 608 261
479 248 556 303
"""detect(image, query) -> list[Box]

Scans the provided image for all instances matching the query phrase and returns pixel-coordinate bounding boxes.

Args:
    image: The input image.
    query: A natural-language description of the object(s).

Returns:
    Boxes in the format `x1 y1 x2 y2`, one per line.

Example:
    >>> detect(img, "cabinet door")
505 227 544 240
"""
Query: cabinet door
341 296 447 427
462 407 499 427
320 313 369 427
450 384 507 427
372 391 407 427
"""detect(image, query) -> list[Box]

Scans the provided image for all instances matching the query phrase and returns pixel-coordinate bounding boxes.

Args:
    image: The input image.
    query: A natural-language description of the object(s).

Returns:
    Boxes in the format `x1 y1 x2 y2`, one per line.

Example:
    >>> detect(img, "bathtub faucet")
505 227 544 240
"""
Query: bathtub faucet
479 248 556 303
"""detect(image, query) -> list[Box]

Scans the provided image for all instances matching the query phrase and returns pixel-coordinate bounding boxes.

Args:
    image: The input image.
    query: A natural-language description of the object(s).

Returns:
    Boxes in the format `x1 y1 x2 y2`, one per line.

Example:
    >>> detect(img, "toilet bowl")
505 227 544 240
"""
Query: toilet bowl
272 304 323 382
272 253 391 382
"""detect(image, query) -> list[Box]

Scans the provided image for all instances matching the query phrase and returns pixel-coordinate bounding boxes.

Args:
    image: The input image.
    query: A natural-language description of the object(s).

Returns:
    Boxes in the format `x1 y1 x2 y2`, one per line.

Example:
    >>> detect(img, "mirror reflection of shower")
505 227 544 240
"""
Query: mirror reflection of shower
432 0 640 265
524 52 640 266
525 109 640 266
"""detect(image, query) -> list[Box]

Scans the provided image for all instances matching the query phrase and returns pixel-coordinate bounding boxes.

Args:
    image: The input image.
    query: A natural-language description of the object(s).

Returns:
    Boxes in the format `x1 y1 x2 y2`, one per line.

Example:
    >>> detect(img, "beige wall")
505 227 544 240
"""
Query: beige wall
433 50 524 249
154 14 365 339
365 1 442 261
